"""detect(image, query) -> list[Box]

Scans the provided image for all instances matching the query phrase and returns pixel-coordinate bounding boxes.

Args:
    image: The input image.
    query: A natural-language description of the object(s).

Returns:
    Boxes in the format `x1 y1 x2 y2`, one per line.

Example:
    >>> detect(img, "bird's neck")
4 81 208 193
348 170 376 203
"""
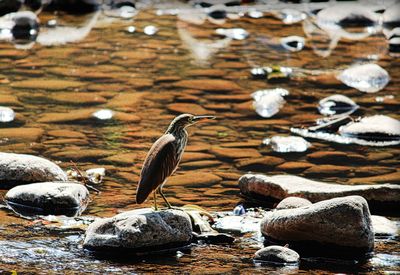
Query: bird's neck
166 125 188 138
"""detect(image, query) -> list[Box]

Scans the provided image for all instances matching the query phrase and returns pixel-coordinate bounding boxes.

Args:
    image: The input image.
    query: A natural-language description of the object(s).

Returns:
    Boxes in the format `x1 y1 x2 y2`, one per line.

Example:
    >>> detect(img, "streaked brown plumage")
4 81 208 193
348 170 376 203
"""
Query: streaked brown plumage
136 113 215 209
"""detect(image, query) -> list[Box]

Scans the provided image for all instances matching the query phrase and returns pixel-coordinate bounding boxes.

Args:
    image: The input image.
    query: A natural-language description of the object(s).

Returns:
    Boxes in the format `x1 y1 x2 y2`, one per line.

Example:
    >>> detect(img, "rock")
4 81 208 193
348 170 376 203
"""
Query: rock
276 197 312 210
215 28 249 40
371 215 398 236
11 79 86 90
48 92 107 105
0 153 67 187
52 149 113 161
173 79 241 91
239 174 400 210
167 103 210 115
339 115 400 142
337 64 390 93
47 130 86 139
254 246 300 264
5 181 89 216
318 94 359 116
261 196 374 256
307 151 364 164
304 164 353 176
276 162 313 172
169 172 222 187
83 209 193 253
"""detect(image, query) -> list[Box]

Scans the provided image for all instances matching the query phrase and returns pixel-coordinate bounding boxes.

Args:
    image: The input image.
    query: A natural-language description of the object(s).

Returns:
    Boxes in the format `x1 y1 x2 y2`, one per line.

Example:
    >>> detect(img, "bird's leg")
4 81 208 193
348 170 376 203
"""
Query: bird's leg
158 186 172 209
153 191 158 211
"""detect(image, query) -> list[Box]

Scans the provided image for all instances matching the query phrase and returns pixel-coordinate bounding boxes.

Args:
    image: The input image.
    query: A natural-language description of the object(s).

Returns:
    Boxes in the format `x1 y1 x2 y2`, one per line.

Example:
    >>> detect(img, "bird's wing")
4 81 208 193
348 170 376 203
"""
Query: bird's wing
136 134 179 204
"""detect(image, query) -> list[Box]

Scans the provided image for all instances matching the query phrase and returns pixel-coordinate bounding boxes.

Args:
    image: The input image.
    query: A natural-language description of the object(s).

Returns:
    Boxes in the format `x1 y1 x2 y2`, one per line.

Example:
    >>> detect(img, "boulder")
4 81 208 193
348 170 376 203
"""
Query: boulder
276 197 312 210
261 196 374 257
5 181 89 217
239 174 400 211
83 209 193 254
0 153 67 188
254 245 300 265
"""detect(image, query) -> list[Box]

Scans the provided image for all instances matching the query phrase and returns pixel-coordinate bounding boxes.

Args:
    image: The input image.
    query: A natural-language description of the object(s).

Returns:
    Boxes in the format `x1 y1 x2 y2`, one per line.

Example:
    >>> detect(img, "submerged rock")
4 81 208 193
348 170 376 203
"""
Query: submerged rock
5 181 89 217
261 196 374 256
280 36 305 52
337 64 390 93
0 106 15 122
213 209 265 234
318 94 359 116
276 197 312 210
83 209 193 253
254 245 300 265
0 153 67 188
251 88 289 118
263 136 311 153
339 115 400 142
239 173 400 210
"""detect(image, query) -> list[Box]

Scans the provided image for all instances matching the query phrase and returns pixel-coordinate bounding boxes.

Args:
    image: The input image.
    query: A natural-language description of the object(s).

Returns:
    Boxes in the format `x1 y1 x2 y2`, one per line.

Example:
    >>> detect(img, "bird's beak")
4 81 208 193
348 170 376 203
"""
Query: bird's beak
192 115 216 123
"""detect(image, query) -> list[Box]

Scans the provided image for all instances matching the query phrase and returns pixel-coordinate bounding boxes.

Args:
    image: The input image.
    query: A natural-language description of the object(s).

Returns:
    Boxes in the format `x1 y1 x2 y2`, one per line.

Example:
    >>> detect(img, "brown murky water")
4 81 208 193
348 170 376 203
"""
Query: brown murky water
0 2 399 273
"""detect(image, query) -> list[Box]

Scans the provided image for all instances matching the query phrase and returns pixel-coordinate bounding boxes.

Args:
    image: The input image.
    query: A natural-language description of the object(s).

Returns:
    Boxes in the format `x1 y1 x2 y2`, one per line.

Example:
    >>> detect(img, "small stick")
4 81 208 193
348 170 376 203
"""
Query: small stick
69 160 101 194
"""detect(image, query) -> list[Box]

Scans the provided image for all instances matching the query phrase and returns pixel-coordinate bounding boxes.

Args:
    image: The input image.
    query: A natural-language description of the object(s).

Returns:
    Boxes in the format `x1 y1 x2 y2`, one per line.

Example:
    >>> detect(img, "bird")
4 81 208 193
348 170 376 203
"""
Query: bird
136 113 215 210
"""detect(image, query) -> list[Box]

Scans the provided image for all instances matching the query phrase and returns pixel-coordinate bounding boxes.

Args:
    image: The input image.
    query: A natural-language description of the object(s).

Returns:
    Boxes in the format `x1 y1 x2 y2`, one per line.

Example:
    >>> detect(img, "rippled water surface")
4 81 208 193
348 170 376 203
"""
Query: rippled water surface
0 1 399 273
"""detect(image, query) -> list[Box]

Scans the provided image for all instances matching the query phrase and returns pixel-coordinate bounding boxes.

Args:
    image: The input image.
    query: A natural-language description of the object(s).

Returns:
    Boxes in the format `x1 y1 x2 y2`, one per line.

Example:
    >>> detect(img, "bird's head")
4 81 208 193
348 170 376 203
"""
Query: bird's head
167 113 215 133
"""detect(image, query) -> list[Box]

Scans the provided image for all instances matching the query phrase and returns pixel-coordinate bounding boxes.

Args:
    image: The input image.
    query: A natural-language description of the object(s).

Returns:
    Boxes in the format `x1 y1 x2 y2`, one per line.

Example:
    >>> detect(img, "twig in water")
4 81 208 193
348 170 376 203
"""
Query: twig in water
69 160 101 194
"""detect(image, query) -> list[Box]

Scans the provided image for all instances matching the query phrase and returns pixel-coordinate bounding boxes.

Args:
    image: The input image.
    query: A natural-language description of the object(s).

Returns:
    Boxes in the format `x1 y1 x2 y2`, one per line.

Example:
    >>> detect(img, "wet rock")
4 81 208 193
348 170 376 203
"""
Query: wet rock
0 127 44 141
276 197 312 210
280 36 305 52
143 25 158 36
83 209 192 253
261 196 374 256
339 115 400 142
0 95 22 106
318 94 359 116
251 88 289 118
371 215 398 236
263 136 311 153
276 162 313 172
304 165 353 176
100 153 137 166
11 79 86 90
337 64 390 93
5 181 89 217
254 246 300 265
173 79 241 91
239 174 400 210
0 153 67 187
213 211 264 234
52 149 113 161
47 130 86 139
48 92 107 105
349 171 400 185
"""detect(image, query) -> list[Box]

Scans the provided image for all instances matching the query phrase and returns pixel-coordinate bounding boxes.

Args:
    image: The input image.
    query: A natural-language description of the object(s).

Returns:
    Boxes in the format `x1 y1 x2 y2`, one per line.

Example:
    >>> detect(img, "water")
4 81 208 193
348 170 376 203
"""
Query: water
0 1 399 273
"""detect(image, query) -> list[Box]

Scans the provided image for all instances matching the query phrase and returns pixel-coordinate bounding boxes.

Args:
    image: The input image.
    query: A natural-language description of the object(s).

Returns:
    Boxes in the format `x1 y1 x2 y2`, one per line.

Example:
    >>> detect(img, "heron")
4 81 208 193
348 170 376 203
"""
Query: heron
136 113 215 210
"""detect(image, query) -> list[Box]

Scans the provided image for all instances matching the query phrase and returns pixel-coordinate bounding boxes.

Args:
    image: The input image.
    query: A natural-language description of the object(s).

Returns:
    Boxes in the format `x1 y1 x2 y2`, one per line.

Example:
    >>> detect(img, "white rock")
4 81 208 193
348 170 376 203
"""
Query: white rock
318 94 358 116
337 64 390 93
280 36 305 52
371 215 398 236
215 28 248 40
0 106 15 122
251 88 289 118
254 245 300 264
0 153 67 187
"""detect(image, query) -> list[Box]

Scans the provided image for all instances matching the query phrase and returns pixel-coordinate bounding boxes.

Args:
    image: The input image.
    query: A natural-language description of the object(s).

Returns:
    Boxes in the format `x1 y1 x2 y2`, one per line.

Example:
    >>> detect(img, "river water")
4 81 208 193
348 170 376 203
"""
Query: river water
0 1 399 273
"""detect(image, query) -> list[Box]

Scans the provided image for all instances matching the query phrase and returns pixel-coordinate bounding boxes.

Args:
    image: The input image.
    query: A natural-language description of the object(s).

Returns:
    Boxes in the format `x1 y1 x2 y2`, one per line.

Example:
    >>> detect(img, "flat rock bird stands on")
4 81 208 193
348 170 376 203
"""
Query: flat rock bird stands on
136 114 215 210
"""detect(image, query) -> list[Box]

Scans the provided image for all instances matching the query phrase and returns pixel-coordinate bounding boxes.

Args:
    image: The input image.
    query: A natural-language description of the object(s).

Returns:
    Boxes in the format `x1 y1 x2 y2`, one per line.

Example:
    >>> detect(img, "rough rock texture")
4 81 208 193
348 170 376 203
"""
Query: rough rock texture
0 153 67 187
261 196 374 252
83 209 193 252
276 197 312 210
239 174 400 210
254 245 300 264
5 181 89 216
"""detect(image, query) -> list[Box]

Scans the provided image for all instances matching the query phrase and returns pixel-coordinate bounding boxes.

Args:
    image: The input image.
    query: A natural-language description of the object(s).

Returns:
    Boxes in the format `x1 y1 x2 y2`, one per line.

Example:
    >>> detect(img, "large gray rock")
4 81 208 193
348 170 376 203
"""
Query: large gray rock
83 209 193 253
239 174 400 211
5 181 89 217
261 196 374 254
0 153 67 188
254 245 300 264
